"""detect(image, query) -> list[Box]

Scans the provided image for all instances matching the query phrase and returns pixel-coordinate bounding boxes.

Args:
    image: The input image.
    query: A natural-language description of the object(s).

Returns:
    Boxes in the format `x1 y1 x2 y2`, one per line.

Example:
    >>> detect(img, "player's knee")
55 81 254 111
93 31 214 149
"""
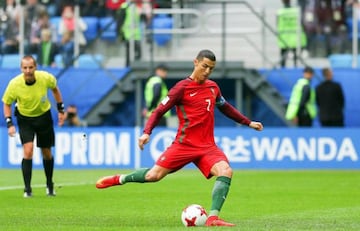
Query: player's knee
216 165 233 178
212 161 233 177
222 166 233 178
145 171 164 182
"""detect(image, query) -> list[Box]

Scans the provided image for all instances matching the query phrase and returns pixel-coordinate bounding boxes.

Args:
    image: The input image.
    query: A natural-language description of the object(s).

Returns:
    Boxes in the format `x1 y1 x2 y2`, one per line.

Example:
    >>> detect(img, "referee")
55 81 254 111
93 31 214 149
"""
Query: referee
2 55 65 197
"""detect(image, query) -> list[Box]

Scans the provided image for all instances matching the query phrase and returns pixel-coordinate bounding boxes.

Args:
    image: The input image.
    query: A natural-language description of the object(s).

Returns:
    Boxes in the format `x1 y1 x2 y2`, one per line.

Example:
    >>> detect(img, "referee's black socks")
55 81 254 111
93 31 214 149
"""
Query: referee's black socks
22 158 32 192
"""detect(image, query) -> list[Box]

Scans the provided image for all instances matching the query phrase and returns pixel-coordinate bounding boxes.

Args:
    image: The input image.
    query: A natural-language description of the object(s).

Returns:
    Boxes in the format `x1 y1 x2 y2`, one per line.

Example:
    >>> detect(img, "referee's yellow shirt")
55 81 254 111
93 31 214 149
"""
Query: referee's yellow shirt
2 71 57 117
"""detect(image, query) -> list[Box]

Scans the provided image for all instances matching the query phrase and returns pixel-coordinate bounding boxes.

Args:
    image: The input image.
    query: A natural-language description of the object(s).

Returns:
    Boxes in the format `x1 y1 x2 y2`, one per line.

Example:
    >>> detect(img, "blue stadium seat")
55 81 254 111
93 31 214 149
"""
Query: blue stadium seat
1 54 21 68
54 54 64 68
328 54 353 68
83 17 99 42
151 14 173 46
99 17 118 41
77 54 104 68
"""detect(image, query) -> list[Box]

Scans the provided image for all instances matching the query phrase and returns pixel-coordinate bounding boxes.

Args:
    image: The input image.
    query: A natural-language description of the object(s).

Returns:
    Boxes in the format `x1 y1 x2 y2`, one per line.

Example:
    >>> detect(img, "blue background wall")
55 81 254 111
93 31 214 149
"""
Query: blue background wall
0 127 358 169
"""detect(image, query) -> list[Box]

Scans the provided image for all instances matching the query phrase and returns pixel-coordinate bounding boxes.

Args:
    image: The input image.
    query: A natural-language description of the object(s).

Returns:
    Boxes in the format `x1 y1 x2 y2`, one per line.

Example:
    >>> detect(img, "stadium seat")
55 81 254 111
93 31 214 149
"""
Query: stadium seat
99 17 118 41
1 54 21 68
83 17 99 42
77 54 104 68
151 14 173 46
328 54 353 68
54 54 64 68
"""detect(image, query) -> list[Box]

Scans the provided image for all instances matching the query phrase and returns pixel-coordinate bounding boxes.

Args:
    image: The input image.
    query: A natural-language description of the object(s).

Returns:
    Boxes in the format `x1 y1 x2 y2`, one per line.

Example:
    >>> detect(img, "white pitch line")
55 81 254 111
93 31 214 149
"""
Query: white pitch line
0 181 94 191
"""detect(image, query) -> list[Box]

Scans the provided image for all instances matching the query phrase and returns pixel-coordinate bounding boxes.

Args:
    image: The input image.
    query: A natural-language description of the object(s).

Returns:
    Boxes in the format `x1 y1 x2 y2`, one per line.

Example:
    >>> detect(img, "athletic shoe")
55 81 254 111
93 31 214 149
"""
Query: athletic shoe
46 182 56 196
23 188 32 198
96 175 121 189
205 216 235 227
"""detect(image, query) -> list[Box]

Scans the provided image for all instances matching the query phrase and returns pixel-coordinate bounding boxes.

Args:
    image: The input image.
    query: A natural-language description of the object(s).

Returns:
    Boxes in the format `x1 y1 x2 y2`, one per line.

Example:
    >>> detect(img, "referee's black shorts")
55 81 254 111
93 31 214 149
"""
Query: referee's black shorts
16 110 55 148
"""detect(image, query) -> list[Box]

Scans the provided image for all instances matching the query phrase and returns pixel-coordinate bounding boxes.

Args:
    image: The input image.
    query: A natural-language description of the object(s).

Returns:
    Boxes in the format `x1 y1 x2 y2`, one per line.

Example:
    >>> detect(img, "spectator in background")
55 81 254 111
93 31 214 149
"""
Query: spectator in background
64 104 87 127
59 30 74 67
36 28 59 67
0 10 19 54
299 0 319 57
58 5 87 48
330 0 348 54
277 0 307 67
315 67 345 127
299 0 348 57
105 0 125 16
316 0 347 56
4 0 21 20
80 0 107 17
143 63 170 126
39 0 58 17
116 0 142 66
154 0 172 8
23 0 46 54
285 66 317 127
28 10 56 54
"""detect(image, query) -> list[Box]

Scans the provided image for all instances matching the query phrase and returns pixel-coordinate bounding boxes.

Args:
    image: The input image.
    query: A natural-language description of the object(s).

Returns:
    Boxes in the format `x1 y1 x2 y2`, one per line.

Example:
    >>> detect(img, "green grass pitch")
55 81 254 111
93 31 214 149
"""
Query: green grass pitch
0 169 359 231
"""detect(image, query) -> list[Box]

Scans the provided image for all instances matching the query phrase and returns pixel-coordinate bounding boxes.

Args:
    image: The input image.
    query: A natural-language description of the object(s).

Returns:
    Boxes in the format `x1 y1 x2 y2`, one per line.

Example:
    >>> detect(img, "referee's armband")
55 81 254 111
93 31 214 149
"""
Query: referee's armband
57 102 65 114
5 117 13 128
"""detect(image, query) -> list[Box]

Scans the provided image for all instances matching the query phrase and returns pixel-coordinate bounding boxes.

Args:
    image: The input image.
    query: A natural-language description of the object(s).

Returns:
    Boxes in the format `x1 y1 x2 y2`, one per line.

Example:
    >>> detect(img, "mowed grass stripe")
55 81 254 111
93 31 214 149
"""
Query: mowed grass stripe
0 169 359 231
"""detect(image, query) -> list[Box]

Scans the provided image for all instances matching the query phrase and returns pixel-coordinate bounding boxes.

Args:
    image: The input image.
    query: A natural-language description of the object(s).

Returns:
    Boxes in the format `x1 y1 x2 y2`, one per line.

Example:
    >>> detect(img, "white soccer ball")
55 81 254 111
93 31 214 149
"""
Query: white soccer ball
181 204 208 227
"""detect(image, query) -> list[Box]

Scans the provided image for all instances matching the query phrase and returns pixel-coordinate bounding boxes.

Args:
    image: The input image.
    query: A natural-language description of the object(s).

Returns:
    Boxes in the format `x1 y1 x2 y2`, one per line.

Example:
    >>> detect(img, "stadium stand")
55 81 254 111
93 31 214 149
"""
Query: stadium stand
49 16 62 42
151 14 173 46
83 17 99 42
1 54 21 68
328 54 353 68
77 54 104 68
98 17 118 41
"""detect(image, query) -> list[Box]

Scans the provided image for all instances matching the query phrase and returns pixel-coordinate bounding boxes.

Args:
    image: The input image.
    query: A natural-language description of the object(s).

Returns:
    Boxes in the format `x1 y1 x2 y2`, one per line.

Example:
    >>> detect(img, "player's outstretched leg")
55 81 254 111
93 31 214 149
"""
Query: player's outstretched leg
96 168 150 189
205 216 235 227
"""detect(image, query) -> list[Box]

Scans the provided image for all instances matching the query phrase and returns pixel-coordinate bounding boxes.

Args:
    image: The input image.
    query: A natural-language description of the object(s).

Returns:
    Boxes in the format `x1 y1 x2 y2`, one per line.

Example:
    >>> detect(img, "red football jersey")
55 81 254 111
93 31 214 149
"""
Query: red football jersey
145 77 222 148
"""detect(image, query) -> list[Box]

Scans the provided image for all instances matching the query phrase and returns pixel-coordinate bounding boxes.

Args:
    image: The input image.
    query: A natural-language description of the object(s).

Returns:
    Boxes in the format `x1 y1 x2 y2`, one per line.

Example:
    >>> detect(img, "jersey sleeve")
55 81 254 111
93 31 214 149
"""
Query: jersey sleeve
43 71 57 89
2 80 16 105
215 86 251 126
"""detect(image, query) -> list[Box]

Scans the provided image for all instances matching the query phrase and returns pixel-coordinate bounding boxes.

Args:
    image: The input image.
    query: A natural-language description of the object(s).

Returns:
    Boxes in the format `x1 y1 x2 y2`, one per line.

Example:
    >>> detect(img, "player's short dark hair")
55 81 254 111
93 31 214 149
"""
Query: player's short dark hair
196 49 216 62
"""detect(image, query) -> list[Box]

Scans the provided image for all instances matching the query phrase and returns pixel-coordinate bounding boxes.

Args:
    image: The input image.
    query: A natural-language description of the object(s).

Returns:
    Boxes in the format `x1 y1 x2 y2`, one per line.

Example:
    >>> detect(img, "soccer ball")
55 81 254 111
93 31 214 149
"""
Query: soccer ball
181 204 208 227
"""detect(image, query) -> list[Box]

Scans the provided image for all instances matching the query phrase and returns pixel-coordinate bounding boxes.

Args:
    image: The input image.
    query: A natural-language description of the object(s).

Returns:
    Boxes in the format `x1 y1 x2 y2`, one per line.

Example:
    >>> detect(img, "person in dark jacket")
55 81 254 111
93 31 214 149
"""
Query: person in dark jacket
316 67 345 127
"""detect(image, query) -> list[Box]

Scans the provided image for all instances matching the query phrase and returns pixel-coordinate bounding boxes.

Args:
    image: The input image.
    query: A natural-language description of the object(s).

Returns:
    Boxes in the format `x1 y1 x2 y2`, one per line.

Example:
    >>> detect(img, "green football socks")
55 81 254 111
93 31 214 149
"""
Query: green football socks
209 176 232 216
121 168 150 184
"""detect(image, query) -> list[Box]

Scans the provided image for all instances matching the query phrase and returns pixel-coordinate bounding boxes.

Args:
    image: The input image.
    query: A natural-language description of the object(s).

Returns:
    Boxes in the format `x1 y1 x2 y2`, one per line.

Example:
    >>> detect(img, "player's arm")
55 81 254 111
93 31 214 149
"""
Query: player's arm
217 96 263 131
51 86 65 126
139 82 184 150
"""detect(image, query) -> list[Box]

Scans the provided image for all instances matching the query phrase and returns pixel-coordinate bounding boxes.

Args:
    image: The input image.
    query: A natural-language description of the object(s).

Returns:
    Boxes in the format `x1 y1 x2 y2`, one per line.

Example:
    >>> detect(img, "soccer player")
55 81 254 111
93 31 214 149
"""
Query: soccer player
96 49 263 226
2 55 65 197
